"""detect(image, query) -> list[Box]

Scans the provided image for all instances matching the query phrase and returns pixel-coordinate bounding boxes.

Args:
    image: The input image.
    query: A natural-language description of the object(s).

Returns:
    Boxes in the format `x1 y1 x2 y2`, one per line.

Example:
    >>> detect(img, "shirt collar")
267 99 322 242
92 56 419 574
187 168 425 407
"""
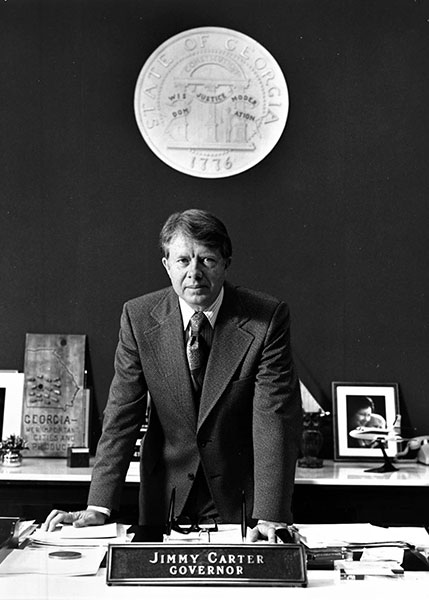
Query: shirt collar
179 287 224 330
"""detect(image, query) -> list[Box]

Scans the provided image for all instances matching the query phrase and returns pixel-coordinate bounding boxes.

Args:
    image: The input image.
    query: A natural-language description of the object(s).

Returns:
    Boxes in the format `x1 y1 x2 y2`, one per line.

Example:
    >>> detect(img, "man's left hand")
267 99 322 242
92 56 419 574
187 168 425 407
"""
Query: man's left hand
248 520 289 543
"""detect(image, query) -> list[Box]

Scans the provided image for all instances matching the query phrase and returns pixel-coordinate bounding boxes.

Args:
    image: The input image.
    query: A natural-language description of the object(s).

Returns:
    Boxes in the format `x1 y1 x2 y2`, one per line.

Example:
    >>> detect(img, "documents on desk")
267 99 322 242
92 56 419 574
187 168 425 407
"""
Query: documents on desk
30 522 132 546
293 523 429 575
0 523 132 577
294 523 429 549
0 545 106 576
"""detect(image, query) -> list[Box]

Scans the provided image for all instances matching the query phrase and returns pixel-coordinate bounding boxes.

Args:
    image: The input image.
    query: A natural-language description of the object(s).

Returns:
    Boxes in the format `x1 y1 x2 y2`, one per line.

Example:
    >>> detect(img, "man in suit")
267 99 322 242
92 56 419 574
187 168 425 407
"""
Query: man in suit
44 209 302 541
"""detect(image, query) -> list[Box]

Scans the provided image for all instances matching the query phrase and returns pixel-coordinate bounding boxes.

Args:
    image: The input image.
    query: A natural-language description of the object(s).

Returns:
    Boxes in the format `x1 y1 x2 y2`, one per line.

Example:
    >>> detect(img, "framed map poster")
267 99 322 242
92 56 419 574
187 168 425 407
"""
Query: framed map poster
21 334 89 457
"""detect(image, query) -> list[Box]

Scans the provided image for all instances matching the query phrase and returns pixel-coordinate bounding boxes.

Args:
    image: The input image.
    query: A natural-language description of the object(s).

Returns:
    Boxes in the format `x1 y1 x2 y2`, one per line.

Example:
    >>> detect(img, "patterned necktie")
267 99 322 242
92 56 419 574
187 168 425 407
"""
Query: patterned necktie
186 311 208 397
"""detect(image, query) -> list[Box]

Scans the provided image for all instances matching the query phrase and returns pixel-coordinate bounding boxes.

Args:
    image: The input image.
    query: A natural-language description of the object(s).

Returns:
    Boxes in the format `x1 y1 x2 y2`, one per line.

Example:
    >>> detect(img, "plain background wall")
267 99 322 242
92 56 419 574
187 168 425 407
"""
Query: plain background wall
2 0 429 451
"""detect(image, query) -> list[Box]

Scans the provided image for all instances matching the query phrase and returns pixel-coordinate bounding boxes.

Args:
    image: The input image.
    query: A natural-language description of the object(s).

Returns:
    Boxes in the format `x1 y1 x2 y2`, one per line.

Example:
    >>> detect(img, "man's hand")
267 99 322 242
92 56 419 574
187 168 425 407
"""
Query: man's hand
248 520 289 543
42 509 107 532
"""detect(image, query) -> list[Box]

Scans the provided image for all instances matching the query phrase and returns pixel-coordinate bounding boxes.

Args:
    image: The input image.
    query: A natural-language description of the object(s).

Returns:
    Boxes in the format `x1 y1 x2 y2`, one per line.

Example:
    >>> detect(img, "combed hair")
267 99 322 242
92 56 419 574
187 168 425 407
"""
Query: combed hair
159 209 232 260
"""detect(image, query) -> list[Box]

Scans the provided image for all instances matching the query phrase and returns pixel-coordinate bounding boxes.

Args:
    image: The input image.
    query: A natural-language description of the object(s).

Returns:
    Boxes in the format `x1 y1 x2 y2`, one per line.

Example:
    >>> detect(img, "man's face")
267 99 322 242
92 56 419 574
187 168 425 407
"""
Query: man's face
162 233 230 311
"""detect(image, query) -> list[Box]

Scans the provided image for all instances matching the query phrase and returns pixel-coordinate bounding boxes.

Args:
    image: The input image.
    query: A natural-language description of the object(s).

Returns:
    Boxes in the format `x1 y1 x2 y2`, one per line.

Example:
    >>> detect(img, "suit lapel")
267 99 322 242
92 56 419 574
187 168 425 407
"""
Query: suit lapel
198 284 254 428
145 285 254 431
146 289 197 429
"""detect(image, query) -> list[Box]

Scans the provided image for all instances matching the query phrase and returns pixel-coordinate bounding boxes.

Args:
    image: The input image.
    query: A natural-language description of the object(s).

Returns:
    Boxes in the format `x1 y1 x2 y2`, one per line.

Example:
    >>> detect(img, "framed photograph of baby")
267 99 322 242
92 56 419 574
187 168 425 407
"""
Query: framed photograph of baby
332 382 400 461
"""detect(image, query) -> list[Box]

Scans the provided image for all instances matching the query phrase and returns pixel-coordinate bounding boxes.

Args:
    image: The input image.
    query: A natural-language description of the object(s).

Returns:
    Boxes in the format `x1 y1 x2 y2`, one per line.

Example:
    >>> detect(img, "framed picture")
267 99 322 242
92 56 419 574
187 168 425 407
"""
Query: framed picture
0 372 25 439
21 333 88 457
332 382 400 461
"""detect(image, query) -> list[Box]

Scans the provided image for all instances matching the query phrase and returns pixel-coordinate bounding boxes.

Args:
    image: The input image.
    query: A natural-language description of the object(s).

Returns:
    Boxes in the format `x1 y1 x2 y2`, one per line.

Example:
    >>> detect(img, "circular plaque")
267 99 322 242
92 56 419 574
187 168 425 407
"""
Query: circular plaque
134 27 289 178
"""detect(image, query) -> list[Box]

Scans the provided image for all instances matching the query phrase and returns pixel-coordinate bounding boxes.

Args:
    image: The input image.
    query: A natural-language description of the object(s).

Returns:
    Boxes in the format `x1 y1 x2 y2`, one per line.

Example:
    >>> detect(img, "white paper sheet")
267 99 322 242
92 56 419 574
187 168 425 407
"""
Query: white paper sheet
0 546 106 576
339 560 403 577
59 523 118 539
294 523 425 548
30 523 131 547
384 527 429 548
360 546 405 563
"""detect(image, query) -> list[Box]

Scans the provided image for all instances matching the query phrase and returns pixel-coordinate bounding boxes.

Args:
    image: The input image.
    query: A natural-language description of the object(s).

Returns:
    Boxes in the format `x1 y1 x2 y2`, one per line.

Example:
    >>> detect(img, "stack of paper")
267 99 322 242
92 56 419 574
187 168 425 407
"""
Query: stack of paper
0 523 132 576
30 522 132 547
383 526 429 550
294 523 427 549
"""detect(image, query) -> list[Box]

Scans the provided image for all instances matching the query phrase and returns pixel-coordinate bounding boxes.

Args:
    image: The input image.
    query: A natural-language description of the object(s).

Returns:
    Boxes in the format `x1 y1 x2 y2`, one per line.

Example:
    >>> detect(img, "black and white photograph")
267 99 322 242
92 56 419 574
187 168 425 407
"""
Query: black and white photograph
1 0 429 596
332 382 400 461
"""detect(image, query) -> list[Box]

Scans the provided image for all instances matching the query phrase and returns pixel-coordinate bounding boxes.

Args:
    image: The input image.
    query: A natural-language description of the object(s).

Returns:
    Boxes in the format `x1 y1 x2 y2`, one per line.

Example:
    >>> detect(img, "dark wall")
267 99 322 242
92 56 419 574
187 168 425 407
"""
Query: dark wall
2 0 429 447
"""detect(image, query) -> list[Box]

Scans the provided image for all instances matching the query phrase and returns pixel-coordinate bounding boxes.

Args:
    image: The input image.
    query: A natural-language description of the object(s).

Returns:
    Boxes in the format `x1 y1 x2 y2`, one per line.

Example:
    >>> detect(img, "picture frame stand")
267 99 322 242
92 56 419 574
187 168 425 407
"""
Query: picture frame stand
364 439 398 473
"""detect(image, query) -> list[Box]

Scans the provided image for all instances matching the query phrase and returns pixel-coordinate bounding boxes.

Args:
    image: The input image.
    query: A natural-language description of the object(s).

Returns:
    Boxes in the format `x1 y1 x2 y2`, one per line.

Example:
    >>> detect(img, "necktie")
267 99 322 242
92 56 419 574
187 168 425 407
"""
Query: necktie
186 311 208 397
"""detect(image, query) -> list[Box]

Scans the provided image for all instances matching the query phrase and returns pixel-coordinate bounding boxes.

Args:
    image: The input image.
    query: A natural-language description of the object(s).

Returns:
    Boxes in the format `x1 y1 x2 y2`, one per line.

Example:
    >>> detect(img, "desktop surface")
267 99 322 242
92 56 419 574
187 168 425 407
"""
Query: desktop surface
0 567 428 600
1 458 428 486
1 459 428 525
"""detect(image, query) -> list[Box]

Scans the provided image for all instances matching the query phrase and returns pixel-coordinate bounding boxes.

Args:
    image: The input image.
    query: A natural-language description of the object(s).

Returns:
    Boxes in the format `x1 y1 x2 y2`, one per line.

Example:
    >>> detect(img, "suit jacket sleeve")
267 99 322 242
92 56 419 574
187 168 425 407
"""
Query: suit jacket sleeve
87 303 148 511
251 300 302 523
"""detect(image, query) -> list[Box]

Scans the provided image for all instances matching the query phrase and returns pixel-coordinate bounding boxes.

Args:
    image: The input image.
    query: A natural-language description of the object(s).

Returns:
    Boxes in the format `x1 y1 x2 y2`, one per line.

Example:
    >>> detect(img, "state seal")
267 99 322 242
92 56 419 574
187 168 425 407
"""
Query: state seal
134 27 289 178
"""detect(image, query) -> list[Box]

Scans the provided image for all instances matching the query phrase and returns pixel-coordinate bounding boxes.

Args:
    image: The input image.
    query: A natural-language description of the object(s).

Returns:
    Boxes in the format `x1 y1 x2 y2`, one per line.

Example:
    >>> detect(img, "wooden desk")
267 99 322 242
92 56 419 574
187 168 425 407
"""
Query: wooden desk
1 459 428 524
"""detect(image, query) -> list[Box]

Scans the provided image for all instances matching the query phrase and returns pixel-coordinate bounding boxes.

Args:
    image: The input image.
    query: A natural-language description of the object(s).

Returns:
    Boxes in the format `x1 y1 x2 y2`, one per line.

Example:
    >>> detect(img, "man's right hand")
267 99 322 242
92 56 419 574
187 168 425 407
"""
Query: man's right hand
42 508 107 532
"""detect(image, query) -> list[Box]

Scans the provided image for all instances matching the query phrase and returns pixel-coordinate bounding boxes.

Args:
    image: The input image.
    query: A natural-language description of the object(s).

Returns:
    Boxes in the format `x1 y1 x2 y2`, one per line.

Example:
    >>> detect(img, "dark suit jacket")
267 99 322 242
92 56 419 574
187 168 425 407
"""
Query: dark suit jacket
88 281 302 526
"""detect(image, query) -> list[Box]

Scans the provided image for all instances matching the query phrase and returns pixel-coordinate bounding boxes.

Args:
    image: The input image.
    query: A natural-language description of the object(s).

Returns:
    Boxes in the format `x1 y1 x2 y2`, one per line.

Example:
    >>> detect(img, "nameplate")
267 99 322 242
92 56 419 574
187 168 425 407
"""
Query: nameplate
106 543 307 586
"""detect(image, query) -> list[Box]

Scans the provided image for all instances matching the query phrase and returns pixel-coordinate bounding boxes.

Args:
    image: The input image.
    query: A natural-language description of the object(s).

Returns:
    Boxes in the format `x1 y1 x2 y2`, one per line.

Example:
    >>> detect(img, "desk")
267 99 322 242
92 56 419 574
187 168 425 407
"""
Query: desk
1 459 428 524
1 568 429 600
